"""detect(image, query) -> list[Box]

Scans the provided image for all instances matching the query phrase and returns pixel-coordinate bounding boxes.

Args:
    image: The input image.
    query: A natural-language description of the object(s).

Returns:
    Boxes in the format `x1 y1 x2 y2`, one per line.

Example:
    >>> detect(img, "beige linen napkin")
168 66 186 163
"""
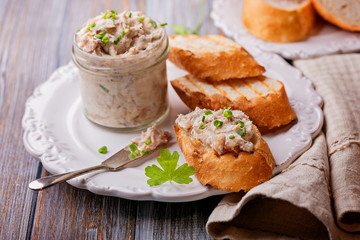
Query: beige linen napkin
206 54 360 239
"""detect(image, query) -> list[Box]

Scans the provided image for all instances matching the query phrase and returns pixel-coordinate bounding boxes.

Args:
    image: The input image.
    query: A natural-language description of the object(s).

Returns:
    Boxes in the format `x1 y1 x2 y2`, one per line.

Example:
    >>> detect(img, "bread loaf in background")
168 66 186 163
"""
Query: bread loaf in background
312 0 360 32
242 0 316 43
169 35 265 81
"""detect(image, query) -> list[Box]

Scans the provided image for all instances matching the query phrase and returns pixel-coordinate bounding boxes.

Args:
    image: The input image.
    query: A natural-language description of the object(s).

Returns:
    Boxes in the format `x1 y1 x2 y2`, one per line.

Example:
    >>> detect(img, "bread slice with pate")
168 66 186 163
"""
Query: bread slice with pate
169 35 265 81
171 74 297 130
174 107 275 192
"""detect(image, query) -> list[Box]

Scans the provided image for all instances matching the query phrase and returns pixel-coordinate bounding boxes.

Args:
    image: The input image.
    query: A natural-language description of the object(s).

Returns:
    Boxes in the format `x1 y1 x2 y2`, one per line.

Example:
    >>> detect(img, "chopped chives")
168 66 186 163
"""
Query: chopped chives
114 36 120 45
141 150 149 155
160 23 168 27
201 116 205 122
200 123 207 129
95 30 107 39
98 146 108 154
125 25 130 29
129 143 138 152
128 152 138 160
121 30 125 37
224 110 232 118
99 84 109 93
91 22 96 28
204 110 212 115
128 12 132 18
145 139 152 145
237 128 246 137
149 19 157 28
223 106 228 110
101 36 109 44
138 17 144 22
213 120 223 127
86 25 91 31
104 11 111 19
237 120 245 128
229 135 235 140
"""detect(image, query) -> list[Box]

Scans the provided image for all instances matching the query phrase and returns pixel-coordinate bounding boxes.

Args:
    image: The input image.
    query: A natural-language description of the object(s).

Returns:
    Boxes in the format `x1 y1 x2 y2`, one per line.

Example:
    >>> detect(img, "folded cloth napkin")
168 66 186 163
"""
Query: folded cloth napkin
206 53 360 239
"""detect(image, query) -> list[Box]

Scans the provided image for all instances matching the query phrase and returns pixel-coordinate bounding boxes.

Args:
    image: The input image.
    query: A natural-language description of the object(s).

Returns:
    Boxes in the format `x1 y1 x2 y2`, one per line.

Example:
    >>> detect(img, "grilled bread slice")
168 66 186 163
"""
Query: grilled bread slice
171 74 297 130
169 35 265 81
173 110 275 192
242 0 316 43
312 0 360 32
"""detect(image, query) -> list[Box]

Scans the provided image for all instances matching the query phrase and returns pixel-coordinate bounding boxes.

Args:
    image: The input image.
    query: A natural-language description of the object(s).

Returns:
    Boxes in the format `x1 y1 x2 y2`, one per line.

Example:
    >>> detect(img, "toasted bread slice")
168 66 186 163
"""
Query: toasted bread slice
173 123 275 192
242 0 316 43
169 35 265 81
171 74 297 130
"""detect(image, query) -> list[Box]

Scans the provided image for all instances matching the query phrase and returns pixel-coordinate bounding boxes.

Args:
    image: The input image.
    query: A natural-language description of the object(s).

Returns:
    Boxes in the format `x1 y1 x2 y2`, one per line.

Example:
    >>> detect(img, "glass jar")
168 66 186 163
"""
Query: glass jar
72 27 169 131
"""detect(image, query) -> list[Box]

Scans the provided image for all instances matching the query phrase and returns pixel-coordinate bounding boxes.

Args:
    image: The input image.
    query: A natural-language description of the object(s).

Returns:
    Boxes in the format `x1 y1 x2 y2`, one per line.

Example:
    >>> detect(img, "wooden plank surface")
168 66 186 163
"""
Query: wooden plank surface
0 0 223 239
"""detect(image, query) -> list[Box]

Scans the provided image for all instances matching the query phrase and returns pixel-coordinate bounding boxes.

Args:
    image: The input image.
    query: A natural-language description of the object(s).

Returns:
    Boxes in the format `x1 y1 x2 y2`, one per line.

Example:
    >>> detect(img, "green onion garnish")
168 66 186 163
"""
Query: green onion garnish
138 17 144 22
237 128 246 137
86 25 91 31
104 11 111 19
101 36 109 44
99 84 109 93
237 120 245 128
202 116 205 122
145 139 152 145
213 120 223 127
128 12 132 18
98 146 108 154
200 123 207 129
223 106 228 110
114 36 120 45
125 25 130 29
129 143 138 152
95 30 107 39
224 110 232 118
160 23 168 27
204 110 212 115
149 19 157 28
128 152 138 160
141 150 149 155
121 30 125 38
229 135 235 140
91 22 96 28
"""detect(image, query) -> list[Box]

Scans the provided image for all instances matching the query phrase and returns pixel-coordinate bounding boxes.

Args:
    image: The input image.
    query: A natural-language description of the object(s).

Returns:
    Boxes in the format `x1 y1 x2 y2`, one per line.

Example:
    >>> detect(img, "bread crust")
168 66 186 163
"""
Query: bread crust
173 124 275 192
242 0 316 43
312 0 360 32
171 75 297 130
168 35 265 81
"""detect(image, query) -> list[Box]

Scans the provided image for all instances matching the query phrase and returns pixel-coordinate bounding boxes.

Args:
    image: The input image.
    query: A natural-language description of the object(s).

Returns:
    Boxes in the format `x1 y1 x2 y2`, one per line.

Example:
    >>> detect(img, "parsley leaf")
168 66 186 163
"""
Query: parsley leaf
145 149 195 186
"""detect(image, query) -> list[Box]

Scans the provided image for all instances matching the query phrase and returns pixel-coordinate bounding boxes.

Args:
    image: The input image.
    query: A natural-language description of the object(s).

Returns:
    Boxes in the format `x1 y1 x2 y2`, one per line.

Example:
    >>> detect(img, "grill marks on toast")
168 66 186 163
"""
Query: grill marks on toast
178 75 280 101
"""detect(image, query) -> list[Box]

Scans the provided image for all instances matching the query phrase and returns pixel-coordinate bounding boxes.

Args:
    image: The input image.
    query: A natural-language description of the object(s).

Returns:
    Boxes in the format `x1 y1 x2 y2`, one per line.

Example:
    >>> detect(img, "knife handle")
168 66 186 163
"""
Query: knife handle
28 164 106 190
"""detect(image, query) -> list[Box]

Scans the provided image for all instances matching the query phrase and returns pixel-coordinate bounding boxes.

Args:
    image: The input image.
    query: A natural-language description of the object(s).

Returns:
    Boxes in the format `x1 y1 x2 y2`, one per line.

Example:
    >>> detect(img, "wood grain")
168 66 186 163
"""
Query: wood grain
0 0 222 239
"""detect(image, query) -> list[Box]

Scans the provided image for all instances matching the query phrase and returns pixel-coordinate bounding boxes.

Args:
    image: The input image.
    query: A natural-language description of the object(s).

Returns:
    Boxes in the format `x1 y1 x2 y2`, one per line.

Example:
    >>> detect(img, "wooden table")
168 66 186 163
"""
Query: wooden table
0 0 226 239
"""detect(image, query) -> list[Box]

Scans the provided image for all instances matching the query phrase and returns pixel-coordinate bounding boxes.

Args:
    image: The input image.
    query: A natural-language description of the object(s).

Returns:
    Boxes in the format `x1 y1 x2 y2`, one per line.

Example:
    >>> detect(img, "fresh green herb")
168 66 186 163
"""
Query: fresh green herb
99 84 109 93
213 120 223 127
145 149 195 186
149 19 157 28
237 128 246 137
77 29 81 32
129 152 139 160
121 30 125 38
95 30 107 39
201 116 205 122
104 11 111 19
200 123 207 129
129 143 138 152
172 0 204 35
237 120 245 128
160 23 168 27
101 36 109 44
141 150 149 155
145 139 152 145
128 12 132 18
223 106 228 110
86 25 91 31
229 135 235 140
138 17 145 22
224 110 232 118
204 110 212 115
98 146 108 154
104 10 117 20
125 25 130 29
114 36 120 45
91 22 96 28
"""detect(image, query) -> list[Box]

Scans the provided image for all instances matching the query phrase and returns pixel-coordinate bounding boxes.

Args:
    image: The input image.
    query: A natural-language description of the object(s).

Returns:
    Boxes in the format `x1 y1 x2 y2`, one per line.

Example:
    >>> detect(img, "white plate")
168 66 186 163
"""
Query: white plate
22 50 323 202
211 0 360 60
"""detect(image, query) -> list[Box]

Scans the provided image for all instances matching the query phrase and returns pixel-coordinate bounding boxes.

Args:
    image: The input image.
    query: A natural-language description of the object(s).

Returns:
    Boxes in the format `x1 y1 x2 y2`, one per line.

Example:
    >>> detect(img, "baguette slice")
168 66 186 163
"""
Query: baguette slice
171 74 297 130
173 123 275 192
312 0 360 31
169 35 265 81
242 0 316 43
